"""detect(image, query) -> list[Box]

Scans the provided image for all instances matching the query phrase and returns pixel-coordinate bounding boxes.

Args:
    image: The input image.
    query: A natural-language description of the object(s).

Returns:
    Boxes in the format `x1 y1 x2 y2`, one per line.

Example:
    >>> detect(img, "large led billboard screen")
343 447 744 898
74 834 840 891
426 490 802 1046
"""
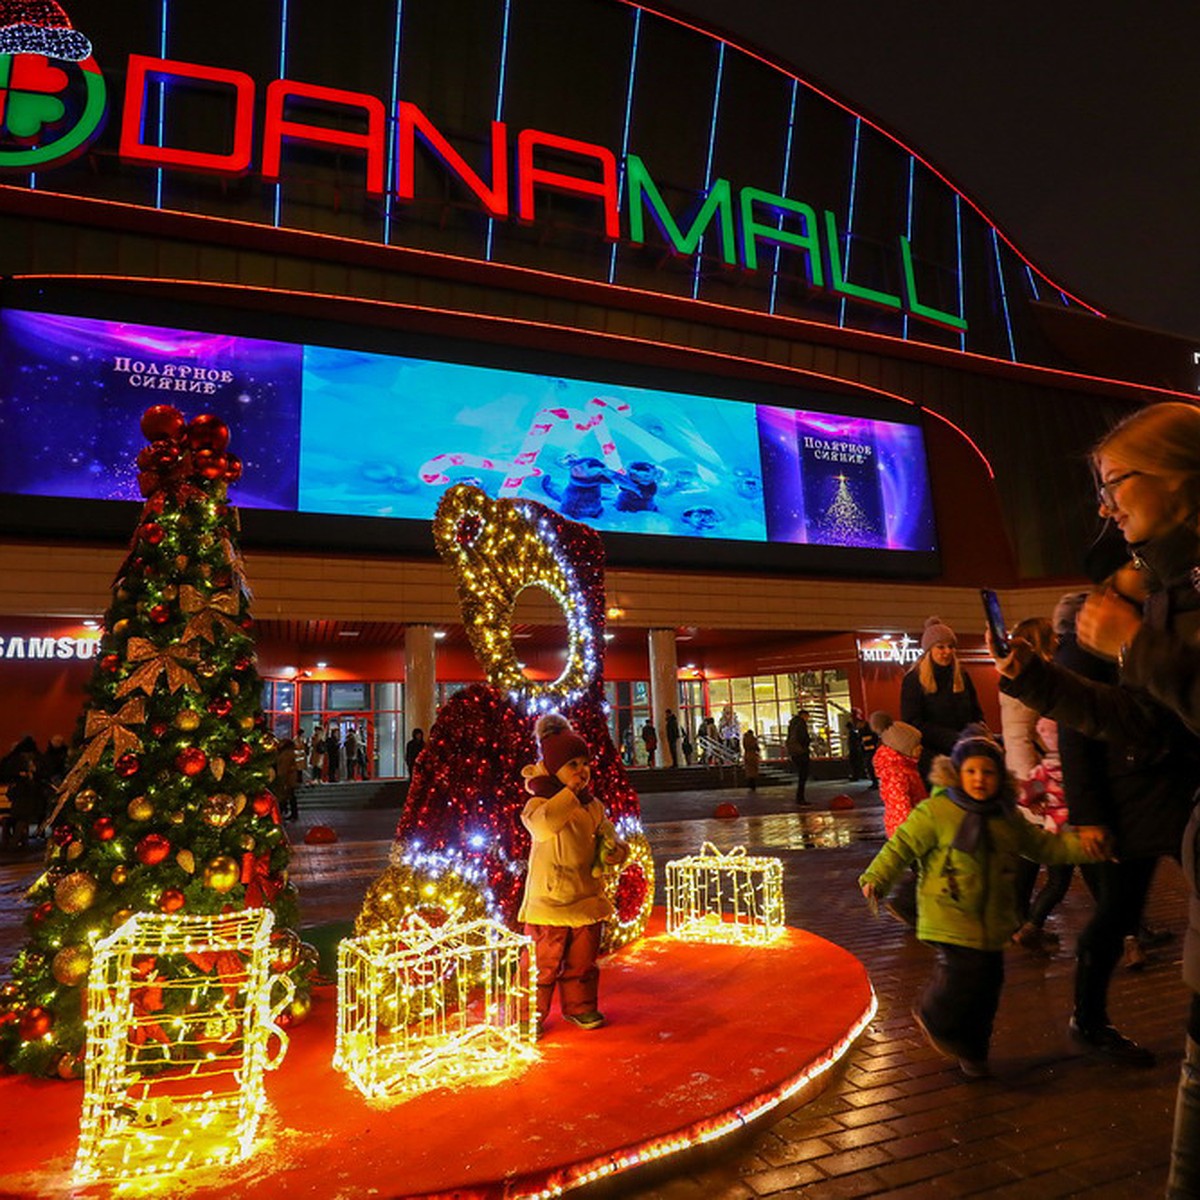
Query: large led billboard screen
0 305 938 570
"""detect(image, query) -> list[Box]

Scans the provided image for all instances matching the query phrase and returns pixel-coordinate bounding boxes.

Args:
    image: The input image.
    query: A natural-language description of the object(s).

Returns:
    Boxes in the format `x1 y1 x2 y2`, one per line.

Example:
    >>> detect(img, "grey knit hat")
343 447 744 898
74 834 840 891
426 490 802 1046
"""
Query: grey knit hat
920 616 957 652
880 721 922 759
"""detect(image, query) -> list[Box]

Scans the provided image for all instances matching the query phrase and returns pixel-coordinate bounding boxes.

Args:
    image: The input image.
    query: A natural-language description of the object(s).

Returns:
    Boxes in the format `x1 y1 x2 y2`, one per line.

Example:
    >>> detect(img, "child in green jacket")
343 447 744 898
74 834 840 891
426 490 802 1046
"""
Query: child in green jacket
859 726 1106 1078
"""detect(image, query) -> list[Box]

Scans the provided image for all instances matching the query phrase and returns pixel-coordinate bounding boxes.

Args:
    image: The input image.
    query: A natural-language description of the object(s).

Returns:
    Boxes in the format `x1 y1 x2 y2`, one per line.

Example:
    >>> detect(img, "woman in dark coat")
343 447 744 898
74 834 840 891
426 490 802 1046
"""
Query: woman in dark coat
992 401 1200 1196
901 617 983 784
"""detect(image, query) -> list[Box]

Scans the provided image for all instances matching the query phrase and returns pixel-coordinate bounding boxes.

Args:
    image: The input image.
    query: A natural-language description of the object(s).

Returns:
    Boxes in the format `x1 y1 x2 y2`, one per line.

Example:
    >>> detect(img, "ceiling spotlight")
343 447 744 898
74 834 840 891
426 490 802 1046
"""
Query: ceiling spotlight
316 661 329 669
433 630 447 640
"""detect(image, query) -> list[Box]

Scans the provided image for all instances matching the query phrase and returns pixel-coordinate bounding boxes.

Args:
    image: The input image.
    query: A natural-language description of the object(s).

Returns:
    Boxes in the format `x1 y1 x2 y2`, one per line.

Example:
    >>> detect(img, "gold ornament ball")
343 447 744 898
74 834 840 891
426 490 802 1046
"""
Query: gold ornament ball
112 618 131 637
229 680 241 696
54 871 98 914
176 849 196 874
175 710 201 732
175 554 189 571
196 661 217 681
203 855 241 893
127 795 154 822
203 794 236 828
51 945 92 987
161 584 178 601
73 789 99 813
168 810 186 825
66 841 85 861
239 833 256 851
238 714 255 731
111 907 134 928
111 865 129 886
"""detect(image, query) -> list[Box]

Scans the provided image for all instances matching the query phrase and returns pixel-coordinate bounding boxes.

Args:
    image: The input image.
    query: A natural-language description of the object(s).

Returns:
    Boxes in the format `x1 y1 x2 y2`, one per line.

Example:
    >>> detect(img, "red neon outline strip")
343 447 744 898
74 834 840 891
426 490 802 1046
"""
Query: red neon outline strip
617 1 1102 317
9 270 1000 479
5 185 1186 403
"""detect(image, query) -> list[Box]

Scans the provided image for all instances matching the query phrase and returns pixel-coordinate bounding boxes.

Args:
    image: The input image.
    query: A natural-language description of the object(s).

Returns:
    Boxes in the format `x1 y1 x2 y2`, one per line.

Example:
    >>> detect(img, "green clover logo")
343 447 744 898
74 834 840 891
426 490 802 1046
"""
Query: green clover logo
0 51 106 169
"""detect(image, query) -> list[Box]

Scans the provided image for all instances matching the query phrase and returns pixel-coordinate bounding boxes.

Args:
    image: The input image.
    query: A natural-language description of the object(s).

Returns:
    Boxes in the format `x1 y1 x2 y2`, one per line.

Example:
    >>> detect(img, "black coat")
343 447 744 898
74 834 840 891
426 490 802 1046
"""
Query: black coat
1002 522 1200 991
900 660 983 781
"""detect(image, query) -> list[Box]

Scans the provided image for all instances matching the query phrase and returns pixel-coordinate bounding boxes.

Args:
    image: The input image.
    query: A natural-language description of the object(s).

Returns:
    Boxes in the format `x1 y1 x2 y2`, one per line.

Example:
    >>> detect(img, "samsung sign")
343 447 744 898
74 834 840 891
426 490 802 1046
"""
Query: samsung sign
0 34 966 332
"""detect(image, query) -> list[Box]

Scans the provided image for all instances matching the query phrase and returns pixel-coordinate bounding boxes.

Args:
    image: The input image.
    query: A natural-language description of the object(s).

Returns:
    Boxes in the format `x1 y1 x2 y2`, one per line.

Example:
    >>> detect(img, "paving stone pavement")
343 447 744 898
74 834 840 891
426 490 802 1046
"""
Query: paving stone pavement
0 778 1189 1197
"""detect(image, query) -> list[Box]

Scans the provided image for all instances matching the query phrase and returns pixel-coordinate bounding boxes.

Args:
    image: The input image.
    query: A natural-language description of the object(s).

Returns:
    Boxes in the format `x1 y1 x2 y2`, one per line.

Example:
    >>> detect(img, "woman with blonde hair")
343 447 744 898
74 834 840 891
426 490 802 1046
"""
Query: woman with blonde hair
901 616 983 784
991 401 1200 1195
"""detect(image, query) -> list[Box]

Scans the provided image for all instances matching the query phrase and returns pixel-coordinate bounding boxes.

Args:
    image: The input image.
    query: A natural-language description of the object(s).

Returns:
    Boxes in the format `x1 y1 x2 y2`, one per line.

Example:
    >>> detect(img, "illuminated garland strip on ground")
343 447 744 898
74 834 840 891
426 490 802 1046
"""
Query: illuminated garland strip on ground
515 986 878 1199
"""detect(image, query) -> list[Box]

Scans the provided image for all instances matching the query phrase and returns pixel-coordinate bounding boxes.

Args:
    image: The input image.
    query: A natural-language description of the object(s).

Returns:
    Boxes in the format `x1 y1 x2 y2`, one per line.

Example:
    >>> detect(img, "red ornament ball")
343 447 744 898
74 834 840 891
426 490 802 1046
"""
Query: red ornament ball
141 522 165 546
114 753 141 778
148 603 171 624
175 747 208 776
149 721 169 738
51 823 76 847
30 901 53 926
99 653 120 673
159 887 186 914
92 816 116 842
136 833 172 866
614 861 649 923
140 404 186 441
229 742 253 766
251 791 276 818
18 1006 51 1041
234 656 252 672
193 447 227 480
223 454 243 483
304 825 338 845
187 414 230 452
206 697 233 718
713 802 740 819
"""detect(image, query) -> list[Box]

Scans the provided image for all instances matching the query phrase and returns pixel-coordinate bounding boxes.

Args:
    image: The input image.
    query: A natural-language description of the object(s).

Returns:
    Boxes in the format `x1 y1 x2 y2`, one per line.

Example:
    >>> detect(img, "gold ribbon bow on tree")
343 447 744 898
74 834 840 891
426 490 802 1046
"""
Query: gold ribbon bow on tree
49 697 147 824
179 585 241 644
219 532 253 601
115 638 200 698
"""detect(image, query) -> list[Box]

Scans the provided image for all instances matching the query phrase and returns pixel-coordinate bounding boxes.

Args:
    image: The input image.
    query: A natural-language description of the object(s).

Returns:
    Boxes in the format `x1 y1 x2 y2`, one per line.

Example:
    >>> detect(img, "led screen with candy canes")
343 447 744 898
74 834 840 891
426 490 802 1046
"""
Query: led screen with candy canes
0 305 938 557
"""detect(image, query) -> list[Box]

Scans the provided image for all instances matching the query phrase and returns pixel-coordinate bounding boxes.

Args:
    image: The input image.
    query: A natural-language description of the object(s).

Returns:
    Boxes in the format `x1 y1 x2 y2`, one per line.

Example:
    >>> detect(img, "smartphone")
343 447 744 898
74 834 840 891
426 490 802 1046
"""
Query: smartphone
980 588 1010 656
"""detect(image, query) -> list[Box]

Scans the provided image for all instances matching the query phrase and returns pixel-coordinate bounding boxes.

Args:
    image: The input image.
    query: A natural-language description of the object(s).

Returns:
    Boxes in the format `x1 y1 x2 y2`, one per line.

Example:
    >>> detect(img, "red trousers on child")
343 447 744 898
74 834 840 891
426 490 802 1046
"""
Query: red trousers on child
527 922 603 1020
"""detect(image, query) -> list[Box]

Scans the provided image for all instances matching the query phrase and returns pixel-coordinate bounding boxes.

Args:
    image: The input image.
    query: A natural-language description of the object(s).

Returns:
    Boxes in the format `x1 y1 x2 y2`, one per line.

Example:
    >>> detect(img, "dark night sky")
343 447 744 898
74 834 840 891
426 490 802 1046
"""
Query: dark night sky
667 2 1200 345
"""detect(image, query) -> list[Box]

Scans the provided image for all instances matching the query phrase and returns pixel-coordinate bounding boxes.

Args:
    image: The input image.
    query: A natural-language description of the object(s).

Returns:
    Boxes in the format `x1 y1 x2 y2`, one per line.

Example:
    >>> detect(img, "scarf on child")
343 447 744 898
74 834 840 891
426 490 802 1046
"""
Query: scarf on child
945 787 1014 854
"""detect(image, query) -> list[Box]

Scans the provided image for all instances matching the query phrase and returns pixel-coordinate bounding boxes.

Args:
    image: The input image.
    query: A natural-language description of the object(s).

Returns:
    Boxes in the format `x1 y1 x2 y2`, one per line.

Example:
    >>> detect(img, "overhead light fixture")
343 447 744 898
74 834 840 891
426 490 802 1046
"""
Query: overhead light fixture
337 630 361 638
606 606 625 620
81 619 99 629
316 661 329 669
603 633 615 642
433 630 447 640
283 666 297 677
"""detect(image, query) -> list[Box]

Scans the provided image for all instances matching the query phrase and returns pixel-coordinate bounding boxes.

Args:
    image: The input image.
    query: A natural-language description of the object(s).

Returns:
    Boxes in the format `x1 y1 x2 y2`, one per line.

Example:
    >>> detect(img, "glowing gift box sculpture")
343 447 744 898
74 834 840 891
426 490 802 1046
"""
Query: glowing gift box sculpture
334 912 538 1100
666 843 785 945
75 909 291 1183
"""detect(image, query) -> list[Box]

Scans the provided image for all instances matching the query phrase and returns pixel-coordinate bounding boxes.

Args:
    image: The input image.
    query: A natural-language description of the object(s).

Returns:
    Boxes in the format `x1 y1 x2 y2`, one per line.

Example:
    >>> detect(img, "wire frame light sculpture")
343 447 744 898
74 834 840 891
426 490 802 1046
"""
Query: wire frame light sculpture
334 912 537 1100
75 909 291 1184
665 843 785 946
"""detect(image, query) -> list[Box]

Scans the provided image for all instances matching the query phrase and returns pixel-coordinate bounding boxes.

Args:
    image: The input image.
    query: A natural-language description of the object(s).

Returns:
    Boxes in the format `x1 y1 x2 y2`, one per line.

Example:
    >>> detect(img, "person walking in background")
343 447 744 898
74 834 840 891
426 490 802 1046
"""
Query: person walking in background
640 718 658 767
718 704 740 759
308 726 326 783
275 738 299 820
294 728 309 786
324 723 342 783
405 728 425 777
681 725 694 766
868 712 926 926
344 726 361 781
742 727 761 791
665 708 681 767
901 616 984 785
786 709 811 806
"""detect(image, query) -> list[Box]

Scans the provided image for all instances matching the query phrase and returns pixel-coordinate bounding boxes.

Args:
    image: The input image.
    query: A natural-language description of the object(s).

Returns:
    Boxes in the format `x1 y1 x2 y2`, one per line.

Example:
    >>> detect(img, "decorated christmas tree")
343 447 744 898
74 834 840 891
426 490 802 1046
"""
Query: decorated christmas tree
358 484 654 950
0 404 311 1079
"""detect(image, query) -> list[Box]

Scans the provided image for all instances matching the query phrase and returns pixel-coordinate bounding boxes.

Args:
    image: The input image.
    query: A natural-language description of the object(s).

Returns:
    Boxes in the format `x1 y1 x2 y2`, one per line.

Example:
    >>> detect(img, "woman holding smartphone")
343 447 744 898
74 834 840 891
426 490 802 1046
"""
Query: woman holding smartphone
990 401 1200 1197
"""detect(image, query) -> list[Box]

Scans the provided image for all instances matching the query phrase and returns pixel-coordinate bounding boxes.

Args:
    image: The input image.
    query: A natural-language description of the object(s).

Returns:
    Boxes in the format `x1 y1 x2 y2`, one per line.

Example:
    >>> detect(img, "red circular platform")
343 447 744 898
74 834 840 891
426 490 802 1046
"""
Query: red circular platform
0 912 873 1199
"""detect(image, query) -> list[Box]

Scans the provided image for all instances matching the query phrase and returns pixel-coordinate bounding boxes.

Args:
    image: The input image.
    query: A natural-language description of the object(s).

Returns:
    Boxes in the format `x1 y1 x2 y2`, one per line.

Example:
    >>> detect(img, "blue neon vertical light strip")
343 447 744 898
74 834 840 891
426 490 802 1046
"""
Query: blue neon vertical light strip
954 194 966 352
768 79 799 315
485 0 513 262
692 41 725 299
155 0 169 209
608 7 642 284
837 116 862 328
991 226 1016 361
1024 263 1041 301
273 0 290 227
383 0 405 244
902 154 915 340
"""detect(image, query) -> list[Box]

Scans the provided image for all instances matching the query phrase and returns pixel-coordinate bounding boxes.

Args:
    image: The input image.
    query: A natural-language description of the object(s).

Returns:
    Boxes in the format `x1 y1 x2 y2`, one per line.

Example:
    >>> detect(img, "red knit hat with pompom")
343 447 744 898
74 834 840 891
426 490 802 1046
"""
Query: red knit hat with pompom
536 713 589 776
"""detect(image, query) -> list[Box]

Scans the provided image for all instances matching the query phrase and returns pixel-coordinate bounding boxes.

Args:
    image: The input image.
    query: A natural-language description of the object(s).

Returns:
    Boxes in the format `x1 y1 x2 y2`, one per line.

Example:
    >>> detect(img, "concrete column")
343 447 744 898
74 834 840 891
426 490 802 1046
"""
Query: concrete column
404 624 437 746
647 627 680 768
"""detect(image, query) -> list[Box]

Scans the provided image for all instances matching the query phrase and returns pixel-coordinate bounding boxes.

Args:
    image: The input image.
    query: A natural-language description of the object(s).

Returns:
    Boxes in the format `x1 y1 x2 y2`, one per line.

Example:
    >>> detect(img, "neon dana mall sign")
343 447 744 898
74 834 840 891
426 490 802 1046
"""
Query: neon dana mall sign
0 35 966 331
